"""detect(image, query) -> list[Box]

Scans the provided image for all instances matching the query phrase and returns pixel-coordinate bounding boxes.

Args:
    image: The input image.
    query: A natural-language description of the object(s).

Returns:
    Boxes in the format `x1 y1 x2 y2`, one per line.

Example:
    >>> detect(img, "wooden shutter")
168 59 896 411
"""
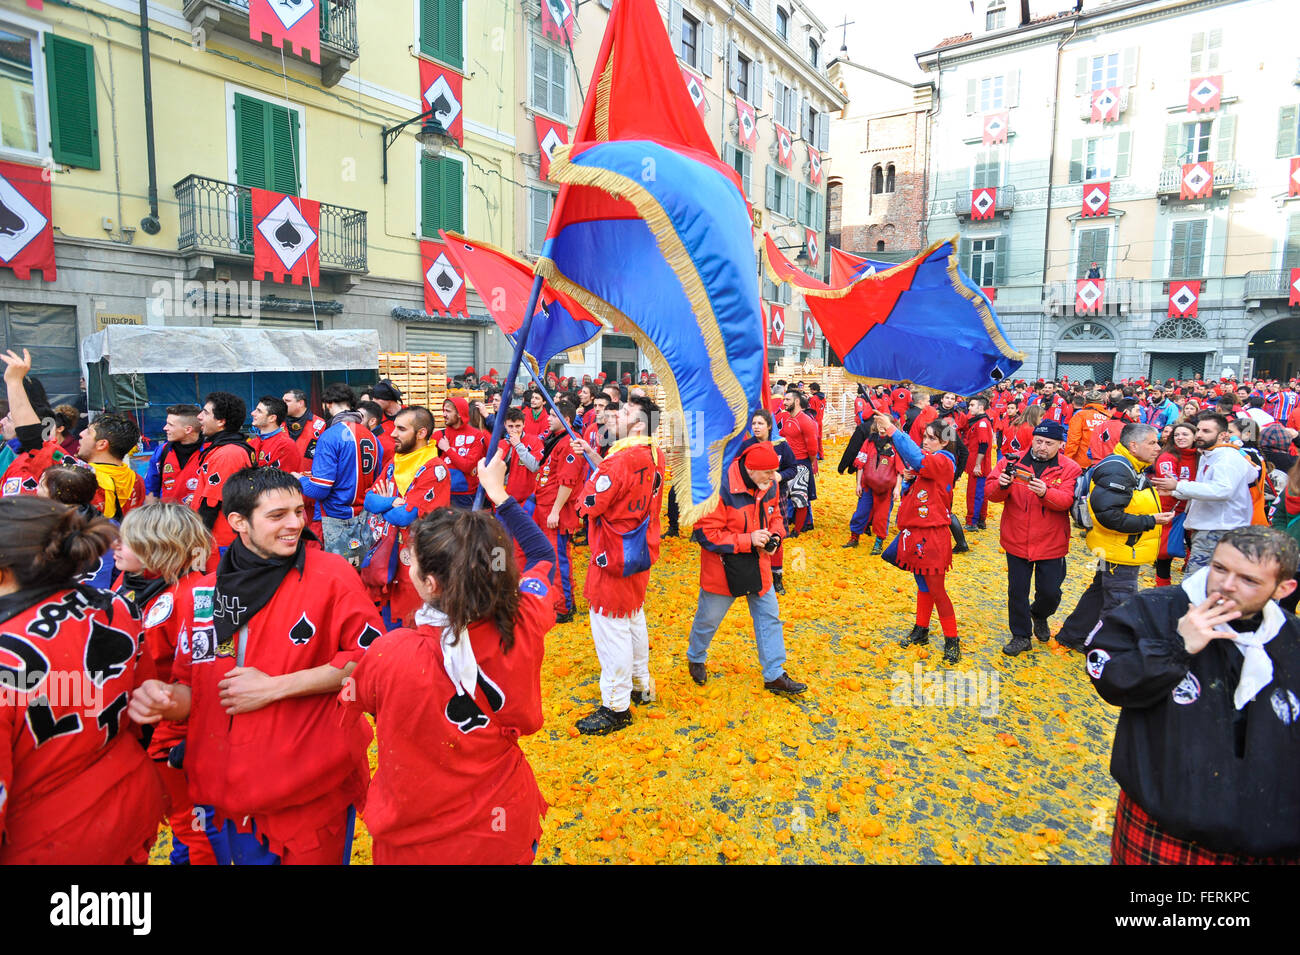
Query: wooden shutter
44 35 99 169
815 191 824 231
1277 105 1299 158
1207 28 1222 70
269 105 300 195
550 47 567 118
1115 130 1132 178
765 165 778 211
1187 220 1205 276
752 59 762 110
797 185 810 226
740 151 751 197
959 237 972 273
1190 31 1204 72
1074 57 1088 95
1121 47 1138 86
1068 139 1083 183
531 41 549 111
1163 123 1182 164
668 0 682 48
1214 113 1236 163
441 158 463 234
1004 69 1019 109
1284 214 1300 270
701 20 713 77
993 237 1008 286
967 78 977 114
234 94 267 188
529 188 551 254
784 174 795 219
726 38 736 91
440 0 463 70
420 155 440 238
420 0 439 59
819 112 829 152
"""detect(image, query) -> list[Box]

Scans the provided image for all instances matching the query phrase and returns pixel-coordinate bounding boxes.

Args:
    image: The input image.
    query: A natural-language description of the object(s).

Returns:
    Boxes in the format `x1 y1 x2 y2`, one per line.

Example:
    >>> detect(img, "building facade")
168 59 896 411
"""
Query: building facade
917 0 1300 384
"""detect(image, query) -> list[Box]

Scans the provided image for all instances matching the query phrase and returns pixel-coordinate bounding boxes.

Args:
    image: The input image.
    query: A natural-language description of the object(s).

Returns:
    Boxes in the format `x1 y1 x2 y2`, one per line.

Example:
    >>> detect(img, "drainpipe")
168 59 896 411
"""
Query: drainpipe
137 0 161 235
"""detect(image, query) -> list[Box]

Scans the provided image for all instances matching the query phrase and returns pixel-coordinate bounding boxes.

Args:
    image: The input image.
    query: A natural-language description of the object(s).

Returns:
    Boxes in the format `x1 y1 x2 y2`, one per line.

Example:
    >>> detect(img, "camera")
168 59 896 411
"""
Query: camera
763 533 782 553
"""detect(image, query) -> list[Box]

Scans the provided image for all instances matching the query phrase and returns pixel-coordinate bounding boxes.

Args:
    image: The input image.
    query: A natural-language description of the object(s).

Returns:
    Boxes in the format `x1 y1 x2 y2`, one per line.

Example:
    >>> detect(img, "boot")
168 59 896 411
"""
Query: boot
772 571 785 595
950 515 969 553
842 535 860 549
870 538 884 555
943 637 961 665
898 625 930 648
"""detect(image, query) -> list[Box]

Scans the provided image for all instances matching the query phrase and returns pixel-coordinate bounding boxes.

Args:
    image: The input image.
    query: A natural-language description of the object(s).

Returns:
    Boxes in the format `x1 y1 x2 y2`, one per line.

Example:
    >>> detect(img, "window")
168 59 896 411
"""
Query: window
680 11 699 68
809 39 819 68
876 240 885 252
722 141 751 197
528 186 556 255
773 79 796 128
985 1 1006 31
1283 214 1300 271
1085 138 1116 181
1190 29 1221 74
972 149 1000 189
1277 105 1300 159
1154 317 1208 340
970 237 998 286
1183 121 1212 163
1069 133 1131 182
885 164 895 192
421 154 463 238
979 74 1004 111
1088 53 1120 93
530 39 568 120
776 7 789 41
766 166 796 218
419 0 463 70
0 27 40 156
871 165 883 194
234 92 301 252
1076 228 1109 279
797 184 824 230
735 52 750 101
1169 219 1207 278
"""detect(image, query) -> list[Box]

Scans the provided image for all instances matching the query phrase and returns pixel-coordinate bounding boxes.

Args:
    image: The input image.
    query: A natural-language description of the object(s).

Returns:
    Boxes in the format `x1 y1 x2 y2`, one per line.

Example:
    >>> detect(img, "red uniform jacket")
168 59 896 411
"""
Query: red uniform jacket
365 453 451 624
778 409 819 465
520 407 549 441
692 458 785 597
962 414 995 475
500 433 544 503
190 438 255 548
908 405 938 444
577 438 665 616
252 428 302 473
174 548 382 858
0 587 165 864
2 438 67 497
157 441 204 505
532 432 585 534
1088 415 1129 464
343 562 553 863
436 421 489 497
986 453 1081 561
808 394 826 457
288 413 326 462
896 450 955 530
890 387 912 417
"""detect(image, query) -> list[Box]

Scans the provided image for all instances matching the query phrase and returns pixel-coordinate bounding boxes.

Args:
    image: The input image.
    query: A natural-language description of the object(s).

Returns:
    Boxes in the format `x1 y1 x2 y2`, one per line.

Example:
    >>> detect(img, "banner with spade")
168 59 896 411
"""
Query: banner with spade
802 310 816 349
805 228 820 267
1168 280 1200 318
1081 181 1110 218
419 59 465 146
774 123 794 170
1187 76 1222 114
0 159 57 281
251 187 320 286
534 116 569 180
735 96 757 151
768 304 785 346
682 66 707 116
421 240 468 319
541 0 575 44
806 144 822 184
1090 87 1120 124
249 0 320 65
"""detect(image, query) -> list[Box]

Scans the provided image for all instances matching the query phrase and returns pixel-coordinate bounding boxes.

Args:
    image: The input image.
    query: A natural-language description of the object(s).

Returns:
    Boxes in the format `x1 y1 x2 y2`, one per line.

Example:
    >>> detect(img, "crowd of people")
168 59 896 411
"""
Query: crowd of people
2 345 1298 865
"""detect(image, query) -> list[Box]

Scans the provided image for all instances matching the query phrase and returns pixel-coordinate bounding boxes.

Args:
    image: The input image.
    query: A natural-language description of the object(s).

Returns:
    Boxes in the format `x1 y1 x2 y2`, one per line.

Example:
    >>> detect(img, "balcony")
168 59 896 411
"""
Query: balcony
174 175 367 277
1244 269 1298 302
1045 278 1137 316
1076 86 1131 121
185 0 358 86
955 185 1016 220
1156 160 1241 201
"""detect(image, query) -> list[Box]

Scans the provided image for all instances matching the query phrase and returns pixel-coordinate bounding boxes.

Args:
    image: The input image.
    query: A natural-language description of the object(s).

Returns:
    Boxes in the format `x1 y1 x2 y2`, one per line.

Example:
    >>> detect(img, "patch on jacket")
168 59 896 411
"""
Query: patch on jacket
1172 672 1200 705
1086 648 1110 679
1271 688 1300 725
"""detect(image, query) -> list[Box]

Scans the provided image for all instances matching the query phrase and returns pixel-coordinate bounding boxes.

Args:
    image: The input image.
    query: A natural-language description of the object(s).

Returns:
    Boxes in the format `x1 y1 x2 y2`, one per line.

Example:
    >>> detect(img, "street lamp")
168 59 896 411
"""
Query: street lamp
381 109 456 184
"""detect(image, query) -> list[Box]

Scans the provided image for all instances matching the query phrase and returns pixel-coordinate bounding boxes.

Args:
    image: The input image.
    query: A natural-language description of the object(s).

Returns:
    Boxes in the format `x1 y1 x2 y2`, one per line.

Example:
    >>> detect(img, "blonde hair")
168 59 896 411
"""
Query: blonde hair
1014 403 1045 429
119 503 213 584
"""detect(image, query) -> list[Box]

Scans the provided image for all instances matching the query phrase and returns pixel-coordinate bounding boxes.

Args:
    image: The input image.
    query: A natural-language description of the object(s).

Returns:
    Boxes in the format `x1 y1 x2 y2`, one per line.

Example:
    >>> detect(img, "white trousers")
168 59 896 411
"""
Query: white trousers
589 608 650 711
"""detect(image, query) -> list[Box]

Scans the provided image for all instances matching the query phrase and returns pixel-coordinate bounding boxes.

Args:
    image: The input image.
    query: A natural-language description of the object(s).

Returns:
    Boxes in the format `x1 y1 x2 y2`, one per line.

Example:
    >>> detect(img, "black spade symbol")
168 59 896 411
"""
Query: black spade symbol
289 613 315 645
548 0 566 15
436 268 455 292
0 199 25 238
274 218 302 249
431 92 452 119
281 0 302 6
85 619 134 687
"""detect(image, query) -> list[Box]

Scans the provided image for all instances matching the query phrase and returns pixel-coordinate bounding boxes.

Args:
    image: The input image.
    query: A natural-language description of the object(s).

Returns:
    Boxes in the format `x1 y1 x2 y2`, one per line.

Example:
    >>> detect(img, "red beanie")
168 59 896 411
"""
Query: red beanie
465 366 476 377
742 442 780 470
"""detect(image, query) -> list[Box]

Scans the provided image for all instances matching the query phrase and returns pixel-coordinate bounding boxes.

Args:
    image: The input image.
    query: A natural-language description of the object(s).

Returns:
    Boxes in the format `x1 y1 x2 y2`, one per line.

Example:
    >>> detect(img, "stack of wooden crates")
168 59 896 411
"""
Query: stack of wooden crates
771 359 856 441
379 351 448 426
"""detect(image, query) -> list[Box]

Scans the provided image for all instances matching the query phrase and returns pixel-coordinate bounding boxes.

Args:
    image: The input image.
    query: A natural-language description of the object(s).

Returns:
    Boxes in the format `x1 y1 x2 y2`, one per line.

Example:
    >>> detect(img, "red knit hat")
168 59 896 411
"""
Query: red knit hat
742 442 780 470
464 366 476 377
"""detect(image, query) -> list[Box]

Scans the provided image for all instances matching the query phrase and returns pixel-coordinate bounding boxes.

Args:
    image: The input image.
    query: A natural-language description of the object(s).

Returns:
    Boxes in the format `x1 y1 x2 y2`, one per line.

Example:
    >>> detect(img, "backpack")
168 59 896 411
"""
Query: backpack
1070 454 1139 531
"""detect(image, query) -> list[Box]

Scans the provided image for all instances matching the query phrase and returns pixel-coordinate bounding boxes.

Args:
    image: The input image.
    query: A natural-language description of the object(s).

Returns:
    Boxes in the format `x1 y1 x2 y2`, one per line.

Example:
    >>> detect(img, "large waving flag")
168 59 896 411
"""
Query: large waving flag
439 231 602 369
765 236 1024 395
535 0 765 524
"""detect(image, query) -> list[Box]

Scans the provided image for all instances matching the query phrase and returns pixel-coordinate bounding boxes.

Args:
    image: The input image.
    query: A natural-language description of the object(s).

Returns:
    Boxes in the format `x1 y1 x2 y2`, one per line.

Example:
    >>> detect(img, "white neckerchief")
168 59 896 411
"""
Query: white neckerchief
414 604 478 698
1181 567 1285 709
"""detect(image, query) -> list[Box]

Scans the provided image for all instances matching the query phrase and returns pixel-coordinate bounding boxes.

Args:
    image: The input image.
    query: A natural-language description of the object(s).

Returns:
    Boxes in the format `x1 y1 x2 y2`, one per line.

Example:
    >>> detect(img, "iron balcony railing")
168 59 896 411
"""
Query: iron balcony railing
1157 159 1240 194
1243 269 1295 299
174 174 367 273
208 0 358 56
955 184 1017 216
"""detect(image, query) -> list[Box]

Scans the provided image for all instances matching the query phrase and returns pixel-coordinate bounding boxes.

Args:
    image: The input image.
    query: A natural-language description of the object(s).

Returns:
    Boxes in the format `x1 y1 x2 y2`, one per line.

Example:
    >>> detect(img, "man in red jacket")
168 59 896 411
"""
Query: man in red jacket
986 419 1081 655
531 398 586 621
962 394 995 531
435 396 488 509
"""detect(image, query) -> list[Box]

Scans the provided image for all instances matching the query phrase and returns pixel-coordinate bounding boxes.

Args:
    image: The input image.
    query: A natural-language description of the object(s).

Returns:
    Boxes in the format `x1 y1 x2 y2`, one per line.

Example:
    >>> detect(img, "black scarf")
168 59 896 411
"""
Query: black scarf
199 429 254 467
542 428 565 462
170 439 202 470
116 572 170 617
212 536 306 646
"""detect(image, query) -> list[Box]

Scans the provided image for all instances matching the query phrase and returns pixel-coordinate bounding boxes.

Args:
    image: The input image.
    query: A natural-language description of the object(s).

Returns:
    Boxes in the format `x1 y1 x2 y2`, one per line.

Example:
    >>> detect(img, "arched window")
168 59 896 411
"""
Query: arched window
1153 317 1208 340
876 240 885 252
1061 322 1115 342
885 164 896 192
986 0 1006 31
776 7 789 41
872 165 884 194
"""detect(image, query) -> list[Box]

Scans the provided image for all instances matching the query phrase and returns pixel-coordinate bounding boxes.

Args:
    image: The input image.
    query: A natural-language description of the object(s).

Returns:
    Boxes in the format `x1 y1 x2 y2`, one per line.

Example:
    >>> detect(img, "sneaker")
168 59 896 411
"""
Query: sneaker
977 521 987 530
943 637 961 665
764 672 808 695
964 524 979 532
870 538 884 555
772 572 785 595
898 625 930 648
842 536 860 549
575 706 632 736
1002 635 1033 656
1032 616 1052 643
556 610 575 624
629 676 656 705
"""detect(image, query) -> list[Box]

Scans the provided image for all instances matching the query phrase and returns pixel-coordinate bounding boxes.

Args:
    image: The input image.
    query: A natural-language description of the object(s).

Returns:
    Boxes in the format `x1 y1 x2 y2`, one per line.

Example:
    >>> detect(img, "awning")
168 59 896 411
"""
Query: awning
79 325 379 375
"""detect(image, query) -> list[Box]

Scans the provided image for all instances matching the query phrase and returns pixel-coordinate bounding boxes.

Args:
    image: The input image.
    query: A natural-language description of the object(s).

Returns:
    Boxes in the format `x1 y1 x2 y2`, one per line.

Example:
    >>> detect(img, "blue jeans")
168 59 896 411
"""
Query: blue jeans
686 587 787 682
220 806 356 865
321 513 372 563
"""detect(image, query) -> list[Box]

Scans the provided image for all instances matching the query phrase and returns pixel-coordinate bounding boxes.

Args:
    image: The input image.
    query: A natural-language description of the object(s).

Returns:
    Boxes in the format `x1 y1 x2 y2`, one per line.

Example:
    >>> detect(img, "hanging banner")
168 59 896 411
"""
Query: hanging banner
1180 161 1214 200
534 116 569 180
248 0 320 64
971 186 996 220
1289 157 1300 198
805 228 820 268
1290 268 1300 308
541 0 575 44
735 96 757 150
682 67 706 115
1075 278 1104 314
1090 87 1121 123
1081 181 1110 218
802 311 816 349
768 304 786 346
419 59 465 146
806 144 822 184
251 188 320 286
0 159 56 281
1187 76 1222 113
774 123 794 169
421 239 469 319
1168 280 1201 318
982 111 1008 145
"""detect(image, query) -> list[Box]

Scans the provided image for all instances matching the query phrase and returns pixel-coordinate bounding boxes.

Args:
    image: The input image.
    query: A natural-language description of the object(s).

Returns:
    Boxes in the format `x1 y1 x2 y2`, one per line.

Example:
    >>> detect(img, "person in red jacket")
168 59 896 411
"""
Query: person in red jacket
345 454 553 864
807 383 826 460
499 407 543 506
130 467 383 865
1088 398 1140 464
838 417 899 553
1153 421 1199 587
250 396 303 473
986 420 1082 655
875 412 963 664
0 496 166 864
283 388 326 463
531 398 586 622
571 395 665 735
962 394 996 531
436 396 488 509
777 390 820 536
520 390 550 441
685 442 807 694
890 385 912 419
191 392 255 550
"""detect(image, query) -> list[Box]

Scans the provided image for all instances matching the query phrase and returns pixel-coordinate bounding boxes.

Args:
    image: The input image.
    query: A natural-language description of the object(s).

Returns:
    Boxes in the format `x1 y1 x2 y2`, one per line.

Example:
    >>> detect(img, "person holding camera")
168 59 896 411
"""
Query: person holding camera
986 420 1082 655
684 441 806 695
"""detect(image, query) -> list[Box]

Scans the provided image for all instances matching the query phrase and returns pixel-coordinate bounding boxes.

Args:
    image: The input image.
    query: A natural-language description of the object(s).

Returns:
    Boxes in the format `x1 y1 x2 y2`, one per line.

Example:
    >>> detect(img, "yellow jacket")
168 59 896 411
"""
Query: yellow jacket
1084 441 1163 566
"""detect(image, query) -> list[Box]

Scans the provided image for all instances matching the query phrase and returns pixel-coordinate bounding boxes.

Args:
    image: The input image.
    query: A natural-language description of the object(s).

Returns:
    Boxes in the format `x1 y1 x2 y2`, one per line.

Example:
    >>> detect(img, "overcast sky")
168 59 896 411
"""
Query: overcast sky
803 0 976 81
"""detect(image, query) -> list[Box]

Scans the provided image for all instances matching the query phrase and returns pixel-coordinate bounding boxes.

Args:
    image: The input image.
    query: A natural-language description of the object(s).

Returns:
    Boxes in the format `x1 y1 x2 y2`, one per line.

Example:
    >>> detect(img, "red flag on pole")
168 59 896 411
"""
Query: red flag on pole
534 116 569 180
971 187 996 220
1290 269 1300 308
735 96 757 150
802 311 816 349
774 124 794 169
0 160 56 281
829 246 873 287
540 0 575 44
982 112 1008 145
1168 280 1200 318
805 228 820 268
1187 76 1222 113
1081 181 1110 217
421 240 468 319
1180 162 1214 199
806 145 823 184
419 59 465 146
1075 278 1104 314
1090 87 1121 123
248 0 320 64
1290 157 1300 198
682 67 707 116
251 188 320 285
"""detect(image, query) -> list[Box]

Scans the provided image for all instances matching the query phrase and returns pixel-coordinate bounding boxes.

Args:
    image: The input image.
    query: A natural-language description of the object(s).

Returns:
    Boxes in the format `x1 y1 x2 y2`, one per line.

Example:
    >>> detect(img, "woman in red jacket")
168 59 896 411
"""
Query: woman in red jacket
0 496 165 864
873 413 963 664
346 453 554 864
1153 422 1198 587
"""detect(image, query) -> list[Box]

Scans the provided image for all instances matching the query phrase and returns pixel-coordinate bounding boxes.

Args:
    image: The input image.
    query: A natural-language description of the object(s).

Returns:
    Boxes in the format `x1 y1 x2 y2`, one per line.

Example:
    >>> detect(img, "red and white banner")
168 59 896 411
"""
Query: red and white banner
1090 87 1121 123
249 0 319 64
540 0 575 44
983 111 1008 145
0 160 56 281
981 287 997 301
806 144 822 184
1291 268 1300 308
735 96 757 150
805 228 820 267
421 240 468 319
971 186 996 220
682 67 706 116
1290 157 1300 198
1180 161 1215 199
774 124 794 170
768 304 786 346
534 116 568 180
802 311 816 349
1076 278 1104 315
251 188 320 286
419 59 464 146
1187 76 1222 114
26 0 43 8
1168 280 1201 318
1081 181 1110 218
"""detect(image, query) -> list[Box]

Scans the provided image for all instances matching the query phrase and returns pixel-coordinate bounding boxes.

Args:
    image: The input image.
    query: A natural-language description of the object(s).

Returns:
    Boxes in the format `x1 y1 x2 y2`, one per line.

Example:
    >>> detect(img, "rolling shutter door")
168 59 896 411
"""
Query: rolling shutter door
404 326 476 371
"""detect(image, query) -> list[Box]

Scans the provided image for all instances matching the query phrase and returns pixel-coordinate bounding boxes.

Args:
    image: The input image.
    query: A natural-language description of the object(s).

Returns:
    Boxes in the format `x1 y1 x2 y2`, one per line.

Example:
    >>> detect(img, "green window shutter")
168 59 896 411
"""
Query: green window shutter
1163 123 1182 165
966 78 976 114
765 166 777 211
550 48 567 117
1068 139 1083 183
531 41 548 110
1277 105 1299 158
441 0 464 70
1214 114 1236 163
797 185 810 226
958 237 971 271
1170 222 1188 276
742 153 751 198
441 158 463 234
993 238 1008 286
785 175 795 218
269 105 300 195
420 155 440 238
420 0 439 59
45 35 99 169
1284 214 1300 270
234 94 267 188
1115 131 1132 178
1074 57 1088 96
1188 220 1205 276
